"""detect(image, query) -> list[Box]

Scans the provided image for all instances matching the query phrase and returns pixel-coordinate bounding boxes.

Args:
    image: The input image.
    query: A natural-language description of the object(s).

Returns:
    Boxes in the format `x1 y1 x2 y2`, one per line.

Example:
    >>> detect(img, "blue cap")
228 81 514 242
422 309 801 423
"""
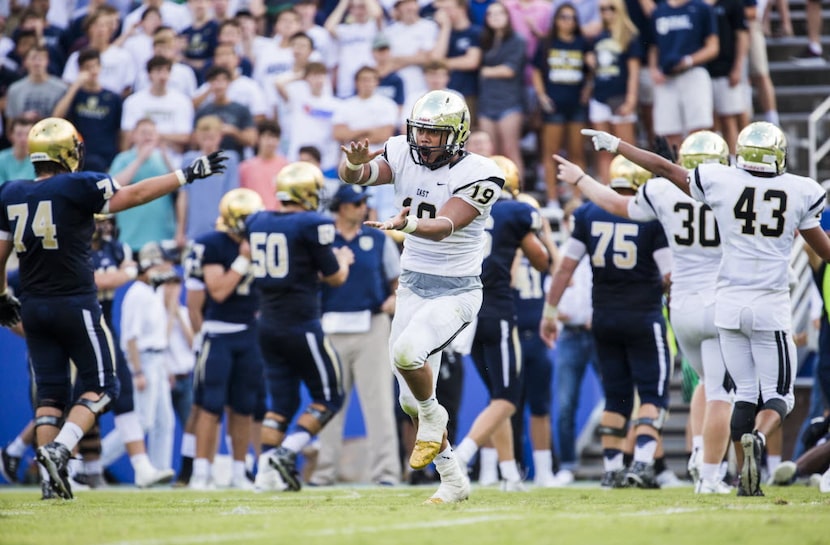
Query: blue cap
330 184 369 211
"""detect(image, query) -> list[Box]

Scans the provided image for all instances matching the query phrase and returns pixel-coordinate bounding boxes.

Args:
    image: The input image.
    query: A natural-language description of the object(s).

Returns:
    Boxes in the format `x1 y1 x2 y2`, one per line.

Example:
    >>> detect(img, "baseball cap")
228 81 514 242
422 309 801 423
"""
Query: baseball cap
372 33 391 50
330 184 369 211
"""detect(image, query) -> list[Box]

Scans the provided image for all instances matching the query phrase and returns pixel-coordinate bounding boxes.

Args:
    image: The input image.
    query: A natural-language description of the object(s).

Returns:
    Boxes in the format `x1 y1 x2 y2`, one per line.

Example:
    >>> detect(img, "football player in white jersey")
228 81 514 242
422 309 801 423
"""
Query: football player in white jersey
582 122 830 496
337 90 504 503
554 131 734 494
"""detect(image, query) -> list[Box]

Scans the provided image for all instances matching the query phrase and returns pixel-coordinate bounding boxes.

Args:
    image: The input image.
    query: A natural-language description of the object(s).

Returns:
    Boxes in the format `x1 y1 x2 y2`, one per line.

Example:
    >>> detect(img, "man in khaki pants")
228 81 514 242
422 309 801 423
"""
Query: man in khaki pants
310 185 402 485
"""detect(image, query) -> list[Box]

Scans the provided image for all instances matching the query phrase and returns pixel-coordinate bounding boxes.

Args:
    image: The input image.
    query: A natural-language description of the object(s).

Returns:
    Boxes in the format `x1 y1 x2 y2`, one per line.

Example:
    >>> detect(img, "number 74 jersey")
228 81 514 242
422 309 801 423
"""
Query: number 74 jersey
690 163 825 295
382 135 504 277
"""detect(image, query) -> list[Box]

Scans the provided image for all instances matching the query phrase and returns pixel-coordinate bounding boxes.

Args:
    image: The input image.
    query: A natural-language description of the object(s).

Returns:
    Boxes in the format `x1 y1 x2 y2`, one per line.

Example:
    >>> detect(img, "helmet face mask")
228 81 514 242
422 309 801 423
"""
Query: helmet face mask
406 90 470 170
274 161 325 211
28 117 85 173
609 155 651 190
735 121 786 175
678 130 729 170
218 188 265 235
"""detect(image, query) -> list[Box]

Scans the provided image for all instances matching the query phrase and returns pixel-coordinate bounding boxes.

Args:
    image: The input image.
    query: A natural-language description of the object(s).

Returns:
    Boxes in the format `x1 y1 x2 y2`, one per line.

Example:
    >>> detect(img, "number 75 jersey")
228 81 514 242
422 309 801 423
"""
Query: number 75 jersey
382 135 504 277
690 163 825 294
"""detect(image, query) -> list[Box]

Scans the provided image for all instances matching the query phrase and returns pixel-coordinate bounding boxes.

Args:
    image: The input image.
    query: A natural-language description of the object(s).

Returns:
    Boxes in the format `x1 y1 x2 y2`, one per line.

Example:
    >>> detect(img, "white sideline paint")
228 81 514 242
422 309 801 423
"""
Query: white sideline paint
306 514 526 536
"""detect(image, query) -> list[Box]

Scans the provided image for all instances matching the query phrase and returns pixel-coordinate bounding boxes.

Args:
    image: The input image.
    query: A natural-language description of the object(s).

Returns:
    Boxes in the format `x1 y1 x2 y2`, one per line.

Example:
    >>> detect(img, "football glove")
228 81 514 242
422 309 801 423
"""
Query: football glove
0 290 21 327
653 136 677 164
182 150 228 184
581 129 620 153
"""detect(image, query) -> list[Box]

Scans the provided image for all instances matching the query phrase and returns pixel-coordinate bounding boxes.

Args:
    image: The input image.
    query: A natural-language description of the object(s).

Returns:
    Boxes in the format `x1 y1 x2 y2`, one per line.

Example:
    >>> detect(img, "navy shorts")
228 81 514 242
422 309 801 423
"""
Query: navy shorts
542 104 588 125
199 327 265 416
470 316 524 405
520 329 552 416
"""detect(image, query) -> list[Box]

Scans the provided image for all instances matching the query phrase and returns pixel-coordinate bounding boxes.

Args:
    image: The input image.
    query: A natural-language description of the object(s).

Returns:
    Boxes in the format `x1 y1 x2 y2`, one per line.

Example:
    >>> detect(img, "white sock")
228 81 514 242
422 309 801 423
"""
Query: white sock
114 412 144 443
417 397 438 416
281 431 311 453
604 452 624 471
181 433 196 458
433 446 462 480
232 460 246 481
130 453 153 474
479 447 498 476
633 436 658 464
225 435 233 458
454 437 478 467
533 450 554 479
54 422 85 452
809 42 822 55
193 458 211 479
718 461 729 481
767 455 781 475
701 462 720 482
7 436 27 457
499 460 521 482
764 111 780 126
692 436 703 452
84 459 103 475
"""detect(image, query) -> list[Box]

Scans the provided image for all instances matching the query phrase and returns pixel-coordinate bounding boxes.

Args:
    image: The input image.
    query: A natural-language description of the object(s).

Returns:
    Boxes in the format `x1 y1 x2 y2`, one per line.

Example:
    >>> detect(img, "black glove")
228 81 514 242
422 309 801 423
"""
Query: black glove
182 150 228 184
0 291 21 327
652 136 677 164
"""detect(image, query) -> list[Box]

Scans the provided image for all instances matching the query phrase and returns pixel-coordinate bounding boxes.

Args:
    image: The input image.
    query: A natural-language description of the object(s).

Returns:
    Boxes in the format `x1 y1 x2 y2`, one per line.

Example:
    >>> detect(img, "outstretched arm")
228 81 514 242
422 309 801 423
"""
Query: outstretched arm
582 129 690 194
553 154 632 218
338 139 393 187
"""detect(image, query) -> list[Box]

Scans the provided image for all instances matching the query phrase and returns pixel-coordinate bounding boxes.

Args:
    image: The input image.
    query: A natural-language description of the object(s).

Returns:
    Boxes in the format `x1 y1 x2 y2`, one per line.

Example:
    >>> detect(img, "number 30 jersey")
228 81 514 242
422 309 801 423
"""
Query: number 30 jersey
690 163 825 330
628 177 721 300
0 171 118 298
381 135 504 277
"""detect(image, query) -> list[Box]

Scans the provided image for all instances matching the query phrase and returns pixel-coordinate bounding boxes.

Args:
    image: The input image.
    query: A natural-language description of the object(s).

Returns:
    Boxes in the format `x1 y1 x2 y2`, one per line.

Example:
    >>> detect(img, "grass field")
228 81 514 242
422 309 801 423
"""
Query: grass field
1 484 828 545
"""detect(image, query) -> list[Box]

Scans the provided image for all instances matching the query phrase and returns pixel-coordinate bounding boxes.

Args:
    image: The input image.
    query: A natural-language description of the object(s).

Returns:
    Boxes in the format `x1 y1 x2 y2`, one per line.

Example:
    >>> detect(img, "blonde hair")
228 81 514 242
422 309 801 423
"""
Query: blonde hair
603 0 638 51
195 115 223 132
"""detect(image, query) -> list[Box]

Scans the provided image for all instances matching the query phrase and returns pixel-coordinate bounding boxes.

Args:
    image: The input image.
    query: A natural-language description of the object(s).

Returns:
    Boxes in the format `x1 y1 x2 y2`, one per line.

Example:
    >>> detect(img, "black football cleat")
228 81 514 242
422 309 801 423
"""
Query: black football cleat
36 442 73 500
600 469 627 489
268 447 301 492
40 480 56 500
738 432 765 497
0 446 21 483
626 461 660 489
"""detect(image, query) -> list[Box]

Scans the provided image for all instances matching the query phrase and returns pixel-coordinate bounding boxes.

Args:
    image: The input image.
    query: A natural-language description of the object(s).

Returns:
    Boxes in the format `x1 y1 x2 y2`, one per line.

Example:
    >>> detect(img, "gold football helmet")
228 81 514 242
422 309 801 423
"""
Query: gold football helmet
516 192 541 209
218 188 264 234
735 121 787 175
491 155 519 197
274 161 325 211
406 90 471 169
678 130 729 170
609 155 651 190
28 117 85 172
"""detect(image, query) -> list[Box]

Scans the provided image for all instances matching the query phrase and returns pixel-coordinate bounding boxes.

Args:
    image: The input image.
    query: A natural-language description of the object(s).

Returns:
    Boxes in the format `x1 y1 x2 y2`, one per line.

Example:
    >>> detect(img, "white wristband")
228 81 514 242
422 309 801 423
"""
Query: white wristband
175 169 187 186
400 215 419 234
542 303 558 320
230 256 251 276
124 265 138 280
345 159 363 171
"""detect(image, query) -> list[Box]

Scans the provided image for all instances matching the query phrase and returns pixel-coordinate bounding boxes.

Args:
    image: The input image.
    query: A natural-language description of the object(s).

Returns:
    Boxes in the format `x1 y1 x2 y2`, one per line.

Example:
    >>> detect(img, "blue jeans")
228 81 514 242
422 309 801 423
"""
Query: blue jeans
170 373 193 428
554 326 597 469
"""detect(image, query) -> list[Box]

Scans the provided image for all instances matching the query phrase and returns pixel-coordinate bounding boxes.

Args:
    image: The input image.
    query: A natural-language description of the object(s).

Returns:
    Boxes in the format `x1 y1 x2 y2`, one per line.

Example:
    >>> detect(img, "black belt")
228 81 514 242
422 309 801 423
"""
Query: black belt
563 324 589 332
142 348 165 354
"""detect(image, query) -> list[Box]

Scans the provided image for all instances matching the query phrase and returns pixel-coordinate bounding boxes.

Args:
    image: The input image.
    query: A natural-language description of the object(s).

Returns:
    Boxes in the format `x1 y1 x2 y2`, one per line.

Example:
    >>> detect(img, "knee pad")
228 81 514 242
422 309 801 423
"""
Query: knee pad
262 417 288 434
632 409 669 433
731 400 756 442
34 414 63 430
391 337 426 371
305 405 335 427
38 398 67 413
597 424 628 439
761 398 789 423
74 393 113 418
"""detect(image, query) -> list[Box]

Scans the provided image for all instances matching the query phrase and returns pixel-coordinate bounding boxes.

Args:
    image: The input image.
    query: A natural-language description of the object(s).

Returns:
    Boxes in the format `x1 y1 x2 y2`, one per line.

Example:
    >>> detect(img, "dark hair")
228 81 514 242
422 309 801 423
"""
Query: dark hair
289 31 313 47
480 1 515 52
78 47 101 66
298 145 321 163
218 19 241 34
140 6 161 21
354 65 378 83
26 44 49 58
304 61 327 76
205 65 232 81
20 8 45 23
257 119 281 138
146 55 173 72
9 116 36 131
423 59 449 72
546 2 582 44
14 29 38 45
34 161 66 177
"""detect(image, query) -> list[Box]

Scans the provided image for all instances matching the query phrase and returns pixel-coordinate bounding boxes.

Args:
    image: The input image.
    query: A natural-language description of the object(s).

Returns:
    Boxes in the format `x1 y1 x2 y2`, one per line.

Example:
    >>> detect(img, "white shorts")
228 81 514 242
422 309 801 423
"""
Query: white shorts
670 294 732 403
653 67 714 136
712 76 748 116
638 66 654 106
390 285 482 416
588 99 638 125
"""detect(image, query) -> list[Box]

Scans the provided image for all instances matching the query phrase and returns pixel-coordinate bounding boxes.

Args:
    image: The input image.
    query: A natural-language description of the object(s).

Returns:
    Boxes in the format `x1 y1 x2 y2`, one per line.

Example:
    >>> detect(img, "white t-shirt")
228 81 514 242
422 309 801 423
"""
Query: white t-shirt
123 1 192 33
628 176 721 301
386 18 438 103
63 46 137 95
690 163 825 330
195 75 269 118
134 62 198 97
284 81 342 170
121 281 168 352
381 135 503 277
123 32 154 71
121 88 195 134
333 21 378 98
332 94 399 152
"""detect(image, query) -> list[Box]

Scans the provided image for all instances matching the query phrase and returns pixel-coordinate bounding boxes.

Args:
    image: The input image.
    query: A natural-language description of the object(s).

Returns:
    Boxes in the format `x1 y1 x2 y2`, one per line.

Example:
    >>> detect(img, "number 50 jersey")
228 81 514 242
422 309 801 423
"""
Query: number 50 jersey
382 135 504 277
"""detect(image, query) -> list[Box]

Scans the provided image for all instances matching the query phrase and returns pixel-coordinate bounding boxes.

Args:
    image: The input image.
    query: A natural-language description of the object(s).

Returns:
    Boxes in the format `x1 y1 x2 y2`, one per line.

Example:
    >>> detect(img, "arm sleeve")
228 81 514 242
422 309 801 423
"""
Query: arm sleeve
452 177 503 214
562 237 588 261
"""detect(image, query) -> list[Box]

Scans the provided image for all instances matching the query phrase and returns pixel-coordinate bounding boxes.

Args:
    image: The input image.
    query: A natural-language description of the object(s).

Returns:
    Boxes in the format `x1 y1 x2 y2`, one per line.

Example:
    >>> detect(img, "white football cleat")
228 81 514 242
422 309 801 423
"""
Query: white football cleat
820 468 830 493
189 474 215 491
695 478 733 494
687 448 702 484
253 452 286 492
228 475 254 491
500 479 528 492
135 467 174 489
424 474 470 504
553 469 575 486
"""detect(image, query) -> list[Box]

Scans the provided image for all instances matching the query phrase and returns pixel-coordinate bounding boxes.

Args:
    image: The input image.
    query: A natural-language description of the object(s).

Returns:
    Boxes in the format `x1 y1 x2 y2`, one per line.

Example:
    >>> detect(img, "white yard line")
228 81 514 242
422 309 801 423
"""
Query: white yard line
305 514 526 536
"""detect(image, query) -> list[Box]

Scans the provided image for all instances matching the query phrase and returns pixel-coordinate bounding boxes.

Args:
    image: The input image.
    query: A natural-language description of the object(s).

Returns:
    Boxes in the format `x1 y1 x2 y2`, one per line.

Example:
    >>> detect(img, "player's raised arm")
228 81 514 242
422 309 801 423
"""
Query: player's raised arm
582 129 690 194
553 154 632 219
338 139 393 187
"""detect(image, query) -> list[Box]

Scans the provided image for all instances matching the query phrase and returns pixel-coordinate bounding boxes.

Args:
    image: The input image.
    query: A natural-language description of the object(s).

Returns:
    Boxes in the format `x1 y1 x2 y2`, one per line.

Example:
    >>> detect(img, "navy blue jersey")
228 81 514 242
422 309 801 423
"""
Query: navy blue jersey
245 210 340 325
707 0 747 78
513 256 548 331
66 89 123 173
377 72 405 106
186 230 259 325
182 21 219 61
591 31 643 103
322 227 391 314
91 238 128 324
0 172 117 298
532 36 589 111
447 25 483 97
652 0 717 73
570 202 667 312
480 199 542 319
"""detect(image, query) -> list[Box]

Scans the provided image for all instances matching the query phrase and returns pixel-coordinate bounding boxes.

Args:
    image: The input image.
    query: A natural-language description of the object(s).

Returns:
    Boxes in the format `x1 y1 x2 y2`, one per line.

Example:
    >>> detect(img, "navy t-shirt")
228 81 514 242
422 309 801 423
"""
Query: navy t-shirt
91 237 128 325
0 171 116 299
66 88 123 173
591 31 643 103
447 25 483 97
652 0 717 74
707 0 747 78
532 36 589 111
321 227 390 313
182 20 219 62
378 72 406 107
570 201 667 312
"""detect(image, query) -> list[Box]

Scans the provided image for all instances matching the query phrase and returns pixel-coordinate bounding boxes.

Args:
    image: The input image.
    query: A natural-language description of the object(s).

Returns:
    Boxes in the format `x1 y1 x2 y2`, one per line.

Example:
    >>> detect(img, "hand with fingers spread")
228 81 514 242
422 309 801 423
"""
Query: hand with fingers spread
581 128 620 153
365 207 411 231
182 150 228 183
341 139 384 168
552 154 588 186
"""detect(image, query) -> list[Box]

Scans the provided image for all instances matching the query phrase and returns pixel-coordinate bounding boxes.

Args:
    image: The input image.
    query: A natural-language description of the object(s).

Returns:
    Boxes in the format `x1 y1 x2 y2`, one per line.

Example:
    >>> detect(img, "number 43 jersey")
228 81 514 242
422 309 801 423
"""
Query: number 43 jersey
382 135 504 277
690 163 825 330
0 171 118 298
628 177 721 301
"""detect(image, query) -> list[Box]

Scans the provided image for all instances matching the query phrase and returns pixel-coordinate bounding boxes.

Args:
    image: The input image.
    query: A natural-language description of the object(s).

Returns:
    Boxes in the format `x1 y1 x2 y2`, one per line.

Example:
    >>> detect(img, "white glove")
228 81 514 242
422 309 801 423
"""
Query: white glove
581 129 620 153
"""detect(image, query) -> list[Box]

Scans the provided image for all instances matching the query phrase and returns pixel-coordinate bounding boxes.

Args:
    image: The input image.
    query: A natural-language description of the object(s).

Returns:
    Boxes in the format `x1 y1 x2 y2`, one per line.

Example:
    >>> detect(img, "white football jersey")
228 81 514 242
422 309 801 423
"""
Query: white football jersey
382 135 503 277
690 163 825 330
628 177 721 300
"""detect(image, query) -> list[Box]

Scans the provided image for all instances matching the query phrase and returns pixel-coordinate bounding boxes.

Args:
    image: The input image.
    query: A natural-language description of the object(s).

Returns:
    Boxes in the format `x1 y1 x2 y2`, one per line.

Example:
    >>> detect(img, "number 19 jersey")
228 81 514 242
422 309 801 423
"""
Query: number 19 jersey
381 135 504 277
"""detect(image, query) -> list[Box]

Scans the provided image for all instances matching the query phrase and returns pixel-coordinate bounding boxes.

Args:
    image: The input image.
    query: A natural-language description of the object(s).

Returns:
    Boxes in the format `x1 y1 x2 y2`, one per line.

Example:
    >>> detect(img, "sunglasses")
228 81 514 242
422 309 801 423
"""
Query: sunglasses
599 5 616 11
557 13 576 20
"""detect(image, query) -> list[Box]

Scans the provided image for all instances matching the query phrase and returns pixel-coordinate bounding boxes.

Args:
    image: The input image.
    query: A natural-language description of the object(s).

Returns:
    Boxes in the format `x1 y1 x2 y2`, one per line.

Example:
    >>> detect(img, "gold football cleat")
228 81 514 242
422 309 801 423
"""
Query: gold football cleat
409 441 443 470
